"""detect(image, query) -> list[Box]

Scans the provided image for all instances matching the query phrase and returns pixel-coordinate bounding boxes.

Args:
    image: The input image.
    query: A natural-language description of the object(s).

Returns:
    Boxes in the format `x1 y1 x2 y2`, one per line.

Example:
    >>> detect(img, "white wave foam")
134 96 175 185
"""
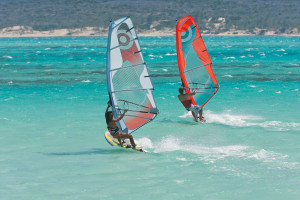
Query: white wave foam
247 149 287 161
3 97 14 101
275 91 281 94
153 136 298 168
225 57 236 59
248 85 256 88
81 80 91 83
163 69 168 72
223 75 233 78
154 136 249 161
204 110 262 127
179 111 193 119
44 69 55 72
135 137 154 149
149 54 163 58
165 53 176 56
174 179 184 184
3 56 12 59
176 157 187 161
204 110 300 131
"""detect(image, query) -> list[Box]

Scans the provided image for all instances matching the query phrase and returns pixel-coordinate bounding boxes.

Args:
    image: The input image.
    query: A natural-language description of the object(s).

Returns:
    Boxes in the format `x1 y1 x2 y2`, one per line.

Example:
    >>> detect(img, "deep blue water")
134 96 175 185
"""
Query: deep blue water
0 36 299 199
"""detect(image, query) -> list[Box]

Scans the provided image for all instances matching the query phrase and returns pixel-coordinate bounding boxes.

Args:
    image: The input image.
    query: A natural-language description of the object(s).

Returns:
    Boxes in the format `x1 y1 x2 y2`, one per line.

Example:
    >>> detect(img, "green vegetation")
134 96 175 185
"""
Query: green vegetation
0 0 299 34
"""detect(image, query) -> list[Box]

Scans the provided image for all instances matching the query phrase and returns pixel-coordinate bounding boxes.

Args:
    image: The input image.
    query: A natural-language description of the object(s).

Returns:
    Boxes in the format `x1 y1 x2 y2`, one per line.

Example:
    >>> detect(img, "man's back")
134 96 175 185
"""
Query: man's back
178 92 193 102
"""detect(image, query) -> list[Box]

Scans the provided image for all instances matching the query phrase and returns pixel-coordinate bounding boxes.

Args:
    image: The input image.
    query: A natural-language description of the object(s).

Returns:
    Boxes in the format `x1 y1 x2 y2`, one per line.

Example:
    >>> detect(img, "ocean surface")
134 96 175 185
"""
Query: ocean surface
0 36 299 199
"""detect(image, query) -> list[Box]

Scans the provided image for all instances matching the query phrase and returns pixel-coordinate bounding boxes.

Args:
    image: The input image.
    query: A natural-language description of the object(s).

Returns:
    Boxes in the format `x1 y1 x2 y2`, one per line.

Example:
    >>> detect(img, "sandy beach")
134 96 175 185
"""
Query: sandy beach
0 26 299 37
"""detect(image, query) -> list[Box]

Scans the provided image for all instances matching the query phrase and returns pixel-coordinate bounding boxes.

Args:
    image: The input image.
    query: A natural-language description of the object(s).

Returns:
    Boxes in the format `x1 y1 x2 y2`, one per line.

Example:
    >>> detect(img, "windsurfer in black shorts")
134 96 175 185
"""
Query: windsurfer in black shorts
105 104 138 149
178 87 205 122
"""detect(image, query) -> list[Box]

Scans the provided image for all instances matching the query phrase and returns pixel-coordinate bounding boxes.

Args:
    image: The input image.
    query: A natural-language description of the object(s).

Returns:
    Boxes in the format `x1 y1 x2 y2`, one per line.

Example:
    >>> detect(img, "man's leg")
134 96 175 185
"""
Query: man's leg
191 111 198 121
117 133 136 148
198 108 203 119
198 108 205 121
117 138 122 146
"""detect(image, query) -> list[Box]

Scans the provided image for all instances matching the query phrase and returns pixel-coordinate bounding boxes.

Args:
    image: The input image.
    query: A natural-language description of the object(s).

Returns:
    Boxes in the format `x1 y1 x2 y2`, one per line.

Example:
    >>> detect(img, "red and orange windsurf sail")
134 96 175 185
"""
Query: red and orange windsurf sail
176 15 219 108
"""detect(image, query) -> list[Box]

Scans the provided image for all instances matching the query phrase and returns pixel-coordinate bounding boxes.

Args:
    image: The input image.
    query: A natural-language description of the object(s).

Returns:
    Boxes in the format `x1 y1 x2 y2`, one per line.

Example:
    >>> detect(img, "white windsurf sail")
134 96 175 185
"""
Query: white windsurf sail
106 16 159 134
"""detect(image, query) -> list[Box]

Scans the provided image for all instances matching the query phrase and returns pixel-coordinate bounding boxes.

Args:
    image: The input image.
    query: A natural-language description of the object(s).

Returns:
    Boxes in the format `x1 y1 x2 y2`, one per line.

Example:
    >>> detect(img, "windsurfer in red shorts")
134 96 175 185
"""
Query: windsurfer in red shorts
105 104 137 149
178 87 205 122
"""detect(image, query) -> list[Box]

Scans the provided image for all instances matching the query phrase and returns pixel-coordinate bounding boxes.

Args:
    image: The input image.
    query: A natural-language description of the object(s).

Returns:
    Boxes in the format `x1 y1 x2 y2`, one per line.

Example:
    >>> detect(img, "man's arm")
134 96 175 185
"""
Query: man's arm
105 104 111 114
187 88 199 96
114 109 128 122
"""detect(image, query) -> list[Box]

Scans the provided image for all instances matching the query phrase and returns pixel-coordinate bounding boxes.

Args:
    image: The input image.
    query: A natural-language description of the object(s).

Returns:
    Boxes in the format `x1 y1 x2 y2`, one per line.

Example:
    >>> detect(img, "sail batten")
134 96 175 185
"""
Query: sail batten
176 15 219 108
107 17 159 134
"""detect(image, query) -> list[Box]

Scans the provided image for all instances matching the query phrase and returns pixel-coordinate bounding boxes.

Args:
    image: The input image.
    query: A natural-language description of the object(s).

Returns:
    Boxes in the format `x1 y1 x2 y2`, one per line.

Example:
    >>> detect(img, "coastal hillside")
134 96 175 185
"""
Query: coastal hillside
0 0 299 35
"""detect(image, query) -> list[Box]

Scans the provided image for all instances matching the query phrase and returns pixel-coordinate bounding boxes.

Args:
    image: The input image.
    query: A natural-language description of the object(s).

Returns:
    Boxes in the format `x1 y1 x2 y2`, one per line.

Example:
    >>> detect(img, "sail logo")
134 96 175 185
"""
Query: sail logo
181 25 196 46
117 26 133 50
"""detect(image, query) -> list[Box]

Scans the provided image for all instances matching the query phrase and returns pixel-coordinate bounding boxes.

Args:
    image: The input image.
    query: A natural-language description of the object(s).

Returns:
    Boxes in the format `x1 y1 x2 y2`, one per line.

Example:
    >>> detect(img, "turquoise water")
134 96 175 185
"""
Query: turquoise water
0 36 299 199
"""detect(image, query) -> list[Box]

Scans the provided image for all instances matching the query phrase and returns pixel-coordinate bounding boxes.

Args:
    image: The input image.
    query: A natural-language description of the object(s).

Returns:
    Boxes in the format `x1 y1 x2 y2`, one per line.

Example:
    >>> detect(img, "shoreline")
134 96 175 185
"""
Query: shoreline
0 26 299 38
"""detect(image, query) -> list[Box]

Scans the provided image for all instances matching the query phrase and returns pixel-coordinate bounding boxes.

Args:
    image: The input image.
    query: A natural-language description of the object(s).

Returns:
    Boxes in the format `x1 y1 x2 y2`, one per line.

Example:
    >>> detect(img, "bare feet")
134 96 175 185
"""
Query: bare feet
200 116 206 122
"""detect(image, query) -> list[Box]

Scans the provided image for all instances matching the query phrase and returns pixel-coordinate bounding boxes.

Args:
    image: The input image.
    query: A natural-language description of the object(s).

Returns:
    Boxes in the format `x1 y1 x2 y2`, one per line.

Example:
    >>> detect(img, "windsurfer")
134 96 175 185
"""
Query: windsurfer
105 104 138 149
178 87 205 122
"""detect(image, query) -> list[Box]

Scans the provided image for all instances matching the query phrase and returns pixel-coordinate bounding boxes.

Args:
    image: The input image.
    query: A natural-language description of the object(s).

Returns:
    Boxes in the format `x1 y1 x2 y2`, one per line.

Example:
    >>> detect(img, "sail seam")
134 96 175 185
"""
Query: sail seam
124 114 153 120
117 99 151 109
183 63 212 73
109 63 145 72
117 108 156 114
112 88 154 93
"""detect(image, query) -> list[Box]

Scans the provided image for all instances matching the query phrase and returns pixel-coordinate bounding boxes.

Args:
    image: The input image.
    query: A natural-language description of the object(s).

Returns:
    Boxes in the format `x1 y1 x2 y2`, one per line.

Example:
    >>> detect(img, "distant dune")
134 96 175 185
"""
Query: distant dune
0 26 299 38
0 0 299 37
